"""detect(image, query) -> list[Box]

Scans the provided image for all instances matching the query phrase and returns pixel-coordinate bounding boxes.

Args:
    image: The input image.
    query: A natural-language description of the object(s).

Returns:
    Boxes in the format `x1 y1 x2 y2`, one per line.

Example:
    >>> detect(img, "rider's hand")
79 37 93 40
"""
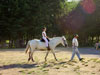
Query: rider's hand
46 36 48 38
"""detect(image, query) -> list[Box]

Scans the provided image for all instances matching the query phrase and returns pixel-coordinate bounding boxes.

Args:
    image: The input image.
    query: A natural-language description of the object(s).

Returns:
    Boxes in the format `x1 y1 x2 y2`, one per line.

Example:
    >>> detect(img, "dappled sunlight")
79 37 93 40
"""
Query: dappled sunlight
57 0 97 34
0 48 100 75
0 0 100 75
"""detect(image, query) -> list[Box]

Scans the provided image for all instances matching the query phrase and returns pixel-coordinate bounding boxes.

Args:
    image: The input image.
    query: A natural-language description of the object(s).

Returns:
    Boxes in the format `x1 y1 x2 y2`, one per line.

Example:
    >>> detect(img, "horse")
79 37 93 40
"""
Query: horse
25 36 68 62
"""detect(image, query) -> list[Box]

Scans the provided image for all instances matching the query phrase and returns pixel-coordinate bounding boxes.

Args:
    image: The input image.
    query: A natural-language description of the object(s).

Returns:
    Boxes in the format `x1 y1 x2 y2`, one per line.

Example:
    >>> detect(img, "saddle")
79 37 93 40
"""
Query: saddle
40 38 50 42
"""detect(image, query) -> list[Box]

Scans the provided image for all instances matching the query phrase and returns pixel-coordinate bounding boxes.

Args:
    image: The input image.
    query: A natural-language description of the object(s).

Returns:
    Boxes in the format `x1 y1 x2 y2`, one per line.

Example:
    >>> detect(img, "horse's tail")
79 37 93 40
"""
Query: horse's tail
25 41 30 53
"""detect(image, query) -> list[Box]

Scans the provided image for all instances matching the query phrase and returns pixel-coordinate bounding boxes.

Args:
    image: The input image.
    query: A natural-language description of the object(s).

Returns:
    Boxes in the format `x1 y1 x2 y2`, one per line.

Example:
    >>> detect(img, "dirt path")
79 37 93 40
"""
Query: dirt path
0 47 100 75
56 47 100 58
0 47 100 57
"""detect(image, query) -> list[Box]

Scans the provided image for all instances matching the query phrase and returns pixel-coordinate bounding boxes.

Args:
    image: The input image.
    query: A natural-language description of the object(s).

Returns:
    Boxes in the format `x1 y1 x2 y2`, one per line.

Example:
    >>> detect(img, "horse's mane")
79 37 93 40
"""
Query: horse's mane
52 37 62 39
51 37 62 40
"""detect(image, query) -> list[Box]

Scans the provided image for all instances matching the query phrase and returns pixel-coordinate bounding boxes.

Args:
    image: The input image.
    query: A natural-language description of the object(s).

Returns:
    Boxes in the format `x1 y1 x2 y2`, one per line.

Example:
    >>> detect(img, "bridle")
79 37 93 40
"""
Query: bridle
62 38 67 47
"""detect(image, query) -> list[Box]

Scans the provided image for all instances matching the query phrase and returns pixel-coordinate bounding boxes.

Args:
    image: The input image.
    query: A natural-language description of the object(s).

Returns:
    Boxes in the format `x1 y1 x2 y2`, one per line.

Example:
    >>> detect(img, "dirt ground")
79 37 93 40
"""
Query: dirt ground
0 47 100 75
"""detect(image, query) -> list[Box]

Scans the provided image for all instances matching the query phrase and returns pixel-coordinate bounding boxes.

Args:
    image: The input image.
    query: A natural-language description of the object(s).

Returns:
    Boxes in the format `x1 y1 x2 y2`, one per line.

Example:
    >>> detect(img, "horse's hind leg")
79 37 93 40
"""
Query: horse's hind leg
31 53 34 62
30 50 35 62
51 50 57 61
31 57 34 62
28 52 31 62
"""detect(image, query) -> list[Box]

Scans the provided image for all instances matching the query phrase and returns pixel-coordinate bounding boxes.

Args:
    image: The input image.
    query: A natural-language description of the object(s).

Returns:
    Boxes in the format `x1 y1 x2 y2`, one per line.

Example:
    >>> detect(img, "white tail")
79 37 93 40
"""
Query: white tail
25 41 30 53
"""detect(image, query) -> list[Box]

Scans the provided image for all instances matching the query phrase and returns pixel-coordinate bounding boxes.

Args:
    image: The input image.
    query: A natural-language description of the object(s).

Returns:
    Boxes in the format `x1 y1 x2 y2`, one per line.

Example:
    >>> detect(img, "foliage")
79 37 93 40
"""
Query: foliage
0 0 100 47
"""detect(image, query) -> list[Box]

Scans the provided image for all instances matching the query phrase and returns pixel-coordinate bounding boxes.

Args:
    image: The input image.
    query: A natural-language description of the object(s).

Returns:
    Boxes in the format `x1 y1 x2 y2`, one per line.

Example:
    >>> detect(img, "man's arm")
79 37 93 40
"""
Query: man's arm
72 39 75 47
72 43 75 46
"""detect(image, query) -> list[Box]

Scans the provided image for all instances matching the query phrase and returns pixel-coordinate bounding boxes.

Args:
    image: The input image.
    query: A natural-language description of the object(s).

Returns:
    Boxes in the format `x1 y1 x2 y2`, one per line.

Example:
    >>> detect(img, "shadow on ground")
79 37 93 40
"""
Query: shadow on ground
0 63 37 70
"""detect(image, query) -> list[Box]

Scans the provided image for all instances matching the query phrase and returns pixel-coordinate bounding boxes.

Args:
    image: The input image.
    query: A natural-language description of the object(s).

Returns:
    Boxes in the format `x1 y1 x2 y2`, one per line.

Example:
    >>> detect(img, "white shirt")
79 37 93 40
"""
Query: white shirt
72 38 79 47
42 31 46 38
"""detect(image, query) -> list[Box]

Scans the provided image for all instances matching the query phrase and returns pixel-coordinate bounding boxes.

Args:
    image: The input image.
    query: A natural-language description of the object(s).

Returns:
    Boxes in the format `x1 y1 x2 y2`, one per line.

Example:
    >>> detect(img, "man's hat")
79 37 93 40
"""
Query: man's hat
74 34 79 37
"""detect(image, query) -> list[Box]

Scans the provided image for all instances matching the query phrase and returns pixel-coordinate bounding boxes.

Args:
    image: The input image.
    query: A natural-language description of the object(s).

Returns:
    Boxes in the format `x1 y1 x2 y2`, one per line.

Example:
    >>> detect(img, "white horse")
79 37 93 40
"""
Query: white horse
25 36 68 62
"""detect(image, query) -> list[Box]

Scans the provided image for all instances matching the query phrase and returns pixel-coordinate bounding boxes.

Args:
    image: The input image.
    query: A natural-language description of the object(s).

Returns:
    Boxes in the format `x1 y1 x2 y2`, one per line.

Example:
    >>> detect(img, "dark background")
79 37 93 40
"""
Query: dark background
0 0 100 48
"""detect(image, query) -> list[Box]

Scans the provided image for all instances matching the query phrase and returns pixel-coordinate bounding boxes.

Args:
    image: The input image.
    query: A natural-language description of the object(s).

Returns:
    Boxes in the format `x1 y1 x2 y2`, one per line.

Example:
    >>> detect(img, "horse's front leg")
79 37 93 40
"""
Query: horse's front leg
51 50 57 61
45 50 50 62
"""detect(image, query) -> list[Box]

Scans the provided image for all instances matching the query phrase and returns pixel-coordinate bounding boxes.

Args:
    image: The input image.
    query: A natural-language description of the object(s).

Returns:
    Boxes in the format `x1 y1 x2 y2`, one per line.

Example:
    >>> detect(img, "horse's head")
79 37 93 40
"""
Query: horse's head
61 36 68 47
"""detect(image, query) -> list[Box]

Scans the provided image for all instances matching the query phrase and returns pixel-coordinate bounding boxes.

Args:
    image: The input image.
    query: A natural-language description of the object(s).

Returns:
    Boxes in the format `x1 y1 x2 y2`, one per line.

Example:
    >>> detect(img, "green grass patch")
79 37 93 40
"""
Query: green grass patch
91 72 95 74
84 64 88 67
41 63 48 68
42 69 49 72
96 60 100 63
19 70 27 74
67 61 75 66
90 58 98 62
87 59 92 62
74 66 80 71
27 70 35 74
54 66 60 69
34 56 39 63
61 64 68 68
76 71 81 75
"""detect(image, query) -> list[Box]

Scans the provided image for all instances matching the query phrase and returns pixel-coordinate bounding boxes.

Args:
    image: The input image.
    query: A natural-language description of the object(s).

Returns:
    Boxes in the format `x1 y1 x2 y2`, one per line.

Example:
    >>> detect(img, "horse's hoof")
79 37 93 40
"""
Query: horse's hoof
32 59 34 62
45 60 47 62
28 58 31 61
32 60 34 62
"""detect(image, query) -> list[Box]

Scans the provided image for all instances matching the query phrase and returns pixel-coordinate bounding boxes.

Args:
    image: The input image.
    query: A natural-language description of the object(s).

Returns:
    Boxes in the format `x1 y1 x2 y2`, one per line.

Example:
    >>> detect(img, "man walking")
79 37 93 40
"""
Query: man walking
70 34 83 61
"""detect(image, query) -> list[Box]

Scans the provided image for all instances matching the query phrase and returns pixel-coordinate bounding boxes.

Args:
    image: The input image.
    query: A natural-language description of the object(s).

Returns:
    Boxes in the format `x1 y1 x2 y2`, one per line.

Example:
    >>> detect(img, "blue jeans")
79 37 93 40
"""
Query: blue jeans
71 46 81 60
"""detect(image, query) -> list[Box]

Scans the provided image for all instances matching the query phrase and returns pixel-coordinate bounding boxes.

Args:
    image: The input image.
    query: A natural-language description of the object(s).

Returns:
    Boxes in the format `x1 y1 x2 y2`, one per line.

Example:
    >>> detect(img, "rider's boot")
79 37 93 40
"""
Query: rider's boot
47 45 50 50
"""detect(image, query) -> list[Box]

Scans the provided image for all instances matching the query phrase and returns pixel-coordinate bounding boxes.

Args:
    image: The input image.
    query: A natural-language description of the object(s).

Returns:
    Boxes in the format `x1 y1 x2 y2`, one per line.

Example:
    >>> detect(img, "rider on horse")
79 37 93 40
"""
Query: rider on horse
42 27 50 50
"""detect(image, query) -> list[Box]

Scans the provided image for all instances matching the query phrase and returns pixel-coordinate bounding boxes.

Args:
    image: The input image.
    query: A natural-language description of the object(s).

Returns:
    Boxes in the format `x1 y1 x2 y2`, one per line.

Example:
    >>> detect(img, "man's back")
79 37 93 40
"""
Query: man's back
72 38 79 47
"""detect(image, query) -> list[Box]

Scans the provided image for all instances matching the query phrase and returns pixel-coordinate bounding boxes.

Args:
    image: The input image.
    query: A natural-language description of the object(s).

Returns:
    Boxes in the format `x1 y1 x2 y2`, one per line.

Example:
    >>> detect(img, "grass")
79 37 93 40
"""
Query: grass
90 58 98 62
42 69 49 72
67 61 75 66
0 48 100 75
54 66 60 69
61 64 68 68
91 72 95 74
84 64 88 67
19 70 26 74
96 60 100 63
76 72 81 75
27 70 35 74
34 56 40 63
74 66 80 71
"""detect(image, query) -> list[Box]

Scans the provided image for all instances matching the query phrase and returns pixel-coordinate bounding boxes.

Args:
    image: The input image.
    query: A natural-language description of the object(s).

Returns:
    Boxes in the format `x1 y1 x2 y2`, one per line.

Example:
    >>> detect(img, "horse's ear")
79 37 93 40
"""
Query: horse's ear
62 36 65 38
62 36 66 40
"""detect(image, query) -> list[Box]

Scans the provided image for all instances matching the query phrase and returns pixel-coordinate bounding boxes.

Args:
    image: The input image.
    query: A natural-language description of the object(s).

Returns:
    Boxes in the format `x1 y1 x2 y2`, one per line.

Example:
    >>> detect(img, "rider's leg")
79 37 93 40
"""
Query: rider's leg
43 37 50 50
44 38 48 47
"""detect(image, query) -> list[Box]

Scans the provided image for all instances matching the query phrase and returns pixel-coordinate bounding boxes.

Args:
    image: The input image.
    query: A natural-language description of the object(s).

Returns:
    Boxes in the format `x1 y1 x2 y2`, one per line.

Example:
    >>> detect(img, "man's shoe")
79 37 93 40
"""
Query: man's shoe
79 58 84 61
